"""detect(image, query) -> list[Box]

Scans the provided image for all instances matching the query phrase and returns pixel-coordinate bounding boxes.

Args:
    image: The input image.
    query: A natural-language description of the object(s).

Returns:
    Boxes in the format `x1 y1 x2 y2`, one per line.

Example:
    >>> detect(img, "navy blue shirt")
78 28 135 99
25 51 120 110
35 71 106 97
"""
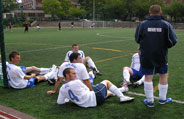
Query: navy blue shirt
135 15 177 68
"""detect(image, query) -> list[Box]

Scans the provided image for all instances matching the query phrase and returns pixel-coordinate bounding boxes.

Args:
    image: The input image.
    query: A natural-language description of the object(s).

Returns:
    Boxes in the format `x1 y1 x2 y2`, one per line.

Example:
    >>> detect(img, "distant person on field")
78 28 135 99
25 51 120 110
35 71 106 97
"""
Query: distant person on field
24 22 29 33
58 22 61 31
8 22 12 32
57 68 134 108
6 51 58 89
135 4 177 107
36 24 40 31
71 22 74 28
64 44 102 76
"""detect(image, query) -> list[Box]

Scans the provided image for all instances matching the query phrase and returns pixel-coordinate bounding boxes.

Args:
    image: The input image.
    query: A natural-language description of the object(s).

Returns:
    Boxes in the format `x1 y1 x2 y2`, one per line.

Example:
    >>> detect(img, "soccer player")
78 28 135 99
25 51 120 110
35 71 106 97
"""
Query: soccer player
121 48 145 90
58 22 61 31
24 22 29 33
135 5 177 107
36 24 40 31
64 44 102 76
57 68 134 108
47 53 94 94
7 51 57 89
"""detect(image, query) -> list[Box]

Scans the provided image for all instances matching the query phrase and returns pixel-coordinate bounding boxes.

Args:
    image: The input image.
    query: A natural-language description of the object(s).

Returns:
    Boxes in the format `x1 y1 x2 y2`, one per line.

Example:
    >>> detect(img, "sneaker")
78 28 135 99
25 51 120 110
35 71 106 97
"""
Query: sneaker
90 67 102 76
159 97 172 104
143 99 154 107
120 96 134 103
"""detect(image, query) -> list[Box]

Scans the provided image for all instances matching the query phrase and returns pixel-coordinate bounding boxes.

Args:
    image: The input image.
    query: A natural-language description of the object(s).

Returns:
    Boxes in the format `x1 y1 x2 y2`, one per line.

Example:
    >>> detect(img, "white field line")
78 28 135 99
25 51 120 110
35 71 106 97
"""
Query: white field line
127 91 184 104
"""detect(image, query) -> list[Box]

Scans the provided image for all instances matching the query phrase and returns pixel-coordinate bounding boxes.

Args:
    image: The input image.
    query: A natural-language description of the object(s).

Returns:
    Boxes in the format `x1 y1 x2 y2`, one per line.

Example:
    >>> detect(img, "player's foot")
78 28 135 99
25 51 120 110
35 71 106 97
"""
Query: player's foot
90 67 102 76
120 96 134 103
143 99 154 107
133 82 140 88
159 97 172 104
48 79 56 85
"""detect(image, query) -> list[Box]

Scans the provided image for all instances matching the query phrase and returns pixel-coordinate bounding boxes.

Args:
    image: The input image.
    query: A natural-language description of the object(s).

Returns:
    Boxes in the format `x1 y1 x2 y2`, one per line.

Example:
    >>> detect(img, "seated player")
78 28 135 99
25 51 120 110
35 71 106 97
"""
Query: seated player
57 68 134 108
7 51 57 89
121 48 145 91
47 53 94 95
64 44 102 76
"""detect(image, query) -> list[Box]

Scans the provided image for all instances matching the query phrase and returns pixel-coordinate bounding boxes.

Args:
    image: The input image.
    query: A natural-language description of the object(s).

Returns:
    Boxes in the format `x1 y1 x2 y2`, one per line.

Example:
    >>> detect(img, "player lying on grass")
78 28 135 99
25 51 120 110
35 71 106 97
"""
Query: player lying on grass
64 44 102 76
120 48 145 91
57 68 134 108
6 51 57 89
47 52 94 94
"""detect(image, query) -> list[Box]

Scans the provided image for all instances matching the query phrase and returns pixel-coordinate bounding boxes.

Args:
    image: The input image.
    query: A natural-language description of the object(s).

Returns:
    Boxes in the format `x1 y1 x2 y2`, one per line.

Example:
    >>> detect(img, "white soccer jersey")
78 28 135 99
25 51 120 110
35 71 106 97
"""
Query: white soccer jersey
130 53 141 71
57 80 96 108
58 62 89 80
64 50 85 62
6 63 28 89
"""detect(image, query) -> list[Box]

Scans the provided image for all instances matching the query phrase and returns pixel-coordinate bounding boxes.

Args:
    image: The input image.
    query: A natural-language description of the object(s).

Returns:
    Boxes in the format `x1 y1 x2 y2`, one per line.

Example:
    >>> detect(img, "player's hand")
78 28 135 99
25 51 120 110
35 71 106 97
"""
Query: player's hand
46 90 56 95
31 73 36 78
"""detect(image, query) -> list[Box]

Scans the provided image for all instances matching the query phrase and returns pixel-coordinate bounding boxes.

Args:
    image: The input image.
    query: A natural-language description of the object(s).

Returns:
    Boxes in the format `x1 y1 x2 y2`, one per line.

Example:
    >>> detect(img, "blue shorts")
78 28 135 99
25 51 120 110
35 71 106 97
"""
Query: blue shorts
141 65 168 75
89 75 94 86
20 66 26 74
93 83 107 105
131 68 144 80
26 78 37 88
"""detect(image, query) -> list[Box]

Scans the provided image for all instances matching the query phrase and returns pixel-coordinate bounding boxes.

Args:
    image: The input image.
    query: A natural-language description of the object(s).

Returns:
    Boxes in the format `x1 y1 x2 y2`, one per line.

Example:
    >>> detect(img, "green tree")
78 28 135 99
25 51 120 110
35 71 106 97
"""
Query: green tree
42 0 62 17
69 7 87 19
2 0 19 13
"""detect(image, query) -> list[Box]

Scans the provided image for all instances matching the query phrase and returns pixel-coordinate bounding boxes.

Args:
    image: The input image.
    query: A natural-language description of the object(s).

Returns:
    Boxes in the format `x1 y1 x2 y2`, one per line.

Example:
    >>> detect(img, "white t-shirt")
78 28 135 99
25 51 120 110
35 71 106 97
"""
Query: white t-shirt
57 80 96 108
58 62 89 80
64 50 85 62
6 63 28 89
130 53 140 71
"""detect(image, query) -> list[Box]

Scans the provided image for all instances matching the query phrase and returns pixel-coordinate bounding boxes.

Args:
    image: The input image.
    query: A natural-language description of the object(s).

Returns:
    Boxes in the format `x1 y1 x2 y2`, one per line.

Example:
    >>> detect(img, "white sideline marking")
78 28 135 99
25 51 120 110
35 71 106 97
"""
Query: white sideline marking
127 91 184 104
96 32 133 39
19 39 133 54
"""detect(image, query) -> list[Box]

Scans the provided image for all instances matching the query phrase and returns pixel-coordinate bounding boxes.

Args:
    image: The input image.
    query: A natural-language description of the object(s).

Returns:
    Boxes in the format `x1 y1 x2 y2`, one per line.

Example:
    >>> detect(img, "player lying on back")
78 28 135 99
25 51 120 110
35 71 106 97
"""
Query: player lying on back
57 68 134 108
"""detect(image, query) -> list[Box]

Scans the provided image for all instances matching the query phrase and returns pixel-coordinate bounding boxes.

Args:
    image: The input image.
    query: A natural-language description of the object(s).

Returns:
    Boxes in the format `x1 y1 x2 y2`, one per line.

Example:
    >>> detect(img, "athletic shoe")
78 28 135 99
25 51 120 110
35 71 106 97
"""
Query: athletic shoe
48 79 56 85
143 99 154 107
120 96 134 103
133 82 140 88
159 97 172 104
90 67 102 76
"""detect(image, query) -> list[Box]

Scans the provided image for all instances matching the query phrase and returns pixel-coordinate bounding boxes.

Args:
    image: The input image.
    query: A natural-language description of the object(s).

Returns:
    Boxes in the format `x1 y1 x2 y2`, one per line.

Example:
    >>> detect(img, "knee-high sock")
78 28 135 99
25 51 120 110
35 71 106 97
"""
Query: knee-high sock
109 85 124 98
40 68 50 75
87 58 97 70
123 69 130 82
137 75 145 85
144 81 154 102
159 84 168 100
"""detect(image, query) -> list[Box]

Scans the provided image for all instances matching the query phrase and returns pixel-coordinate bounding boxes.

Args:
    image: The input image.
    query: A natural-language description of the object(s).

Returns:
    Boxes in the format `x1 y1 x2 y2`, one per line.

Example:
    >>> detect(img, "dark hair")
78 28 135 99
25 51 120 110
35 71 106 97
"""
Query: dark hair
9 51 20 61
72 44 78 48
149 5 161 14
63 68 73 78
69 53 80 62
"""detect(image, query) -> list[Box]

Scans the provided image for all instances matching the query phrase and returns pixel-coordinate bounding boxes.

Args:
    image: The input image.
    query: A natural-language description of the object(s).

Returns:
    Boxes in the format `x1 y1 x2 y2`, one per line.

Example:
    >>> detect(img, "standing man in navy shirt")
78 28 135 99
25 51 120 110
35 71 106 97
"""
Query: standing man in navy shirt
135 4 177 107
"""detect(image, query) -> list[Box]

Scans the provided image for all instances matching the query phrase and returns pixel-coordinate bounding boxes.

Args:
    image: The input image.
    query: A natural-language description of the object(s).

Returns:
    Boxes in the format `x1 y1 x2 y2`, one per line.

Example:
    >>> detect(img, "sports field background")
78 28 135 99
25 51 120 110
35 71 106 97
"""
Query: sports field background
0 27 183 119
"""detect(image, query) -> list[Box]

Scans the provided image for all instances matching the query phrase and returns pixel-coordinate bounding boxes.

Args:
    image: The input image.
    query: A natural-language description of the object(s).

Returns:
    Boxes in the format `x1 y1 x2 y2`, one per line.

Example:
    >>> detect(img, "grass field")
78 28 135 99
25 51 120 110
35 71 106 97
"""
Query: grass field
0 27 184 119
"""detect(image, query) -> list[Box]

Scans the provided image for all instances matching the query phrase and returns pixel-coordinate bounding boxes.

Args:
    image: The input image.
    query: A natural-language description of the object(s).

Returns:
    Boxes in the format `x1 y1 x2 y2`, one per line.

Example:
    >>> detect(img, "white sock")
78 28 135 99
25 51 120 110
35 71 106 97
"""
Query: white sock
144 81 154 102
40 68 50 75
87 58 97 70
137 75 145 85
159 84 168 100
118 87 127 93
109 85 124 98
44 70 55 80
123 69 130 82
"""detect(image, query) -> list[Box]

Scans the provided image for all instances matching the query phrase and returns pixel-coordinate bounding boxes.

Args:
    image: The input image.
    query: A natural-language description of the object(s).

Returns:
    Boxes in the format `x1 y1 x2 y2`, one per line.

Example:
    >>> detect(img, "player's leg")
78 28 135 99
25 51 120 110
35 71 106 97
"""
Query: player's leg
122 67 133 85
26 66 40 74
133 75 145 87
101 80 134 102
43 65 58 81
84 56 102 76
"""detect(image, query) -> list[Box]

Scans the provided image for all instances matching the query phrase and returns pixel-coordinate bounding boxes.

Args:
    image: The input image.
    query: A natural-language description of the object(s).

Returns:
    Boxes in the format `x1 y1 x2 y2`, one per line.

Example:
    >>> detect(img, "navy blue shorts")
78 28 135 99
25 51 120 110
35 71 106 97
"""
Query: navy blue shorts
93 83 107 105
26 78 37 88
131 68 144 80
141 64 168 75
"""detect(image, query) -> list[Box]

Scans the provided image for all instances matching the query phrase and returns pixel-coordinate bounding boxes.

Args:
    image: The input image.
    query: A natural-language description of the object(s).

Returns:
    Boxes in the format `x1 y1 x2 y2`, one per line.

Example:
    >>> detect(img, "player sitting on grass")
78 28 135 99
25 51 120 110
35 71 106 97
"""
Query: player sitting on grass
47 52 94 94
57 68 134 108
64 44 102 76
7 51 57 89
120 48 145 91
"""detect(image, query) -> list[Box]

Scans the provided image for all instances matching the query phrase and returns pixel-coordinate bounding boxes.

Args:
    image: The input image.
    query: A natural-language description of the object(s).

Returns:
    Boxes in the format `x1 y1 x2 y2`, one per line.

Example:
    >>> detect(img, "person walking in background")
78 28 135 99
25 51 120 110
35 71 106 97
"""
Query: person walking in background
135 4 177 107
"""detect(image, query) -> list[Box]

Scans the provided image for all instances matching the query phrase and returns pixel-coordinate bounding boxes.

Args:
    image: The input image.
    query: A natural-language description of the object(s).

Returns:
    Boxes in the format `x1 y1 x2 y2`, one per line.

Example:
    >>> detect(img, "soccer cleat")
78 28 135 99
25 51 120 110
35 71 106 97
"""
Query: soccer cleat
120 96 134 103
90 67 102 76
159 97 172 104
133 82 140 88
48 79 56 85
143 99 154 107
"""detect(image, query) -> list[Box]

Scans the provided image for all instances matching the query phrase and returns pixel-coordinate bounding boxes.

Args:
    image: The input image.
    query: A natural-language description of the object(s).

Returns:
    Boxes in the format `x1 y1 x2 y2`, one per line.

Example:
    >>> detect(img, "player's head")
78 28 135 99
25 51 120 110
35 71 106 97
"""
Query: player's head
72 44 79 53
9 51 21 64
138 47 141 54
69 53 82 63
149 4 162 16
63 68 76 81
